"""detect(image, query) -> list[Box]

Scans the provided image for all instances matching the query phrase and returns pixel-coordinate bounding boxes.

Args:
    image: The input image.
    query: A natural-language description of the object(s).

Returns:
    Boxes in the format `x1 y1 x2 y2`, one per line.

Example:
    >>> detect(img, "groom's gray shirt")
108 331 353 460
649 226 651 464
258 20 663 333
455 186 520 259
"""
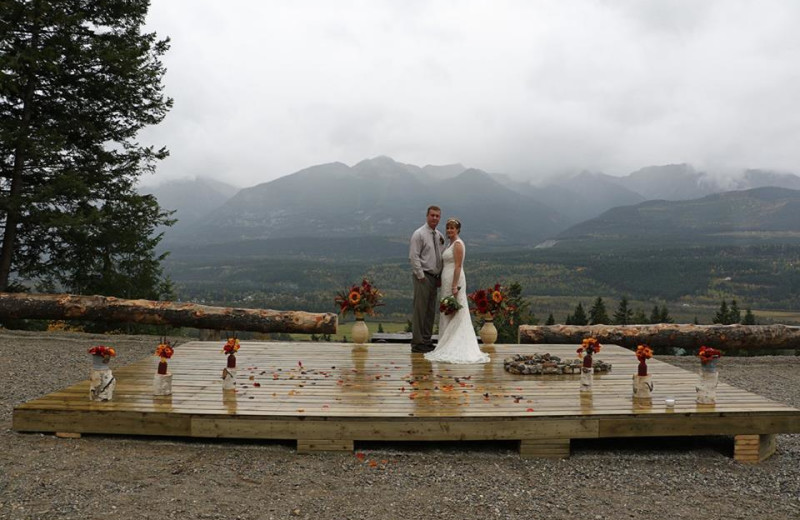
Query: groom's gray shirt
409 224 445 280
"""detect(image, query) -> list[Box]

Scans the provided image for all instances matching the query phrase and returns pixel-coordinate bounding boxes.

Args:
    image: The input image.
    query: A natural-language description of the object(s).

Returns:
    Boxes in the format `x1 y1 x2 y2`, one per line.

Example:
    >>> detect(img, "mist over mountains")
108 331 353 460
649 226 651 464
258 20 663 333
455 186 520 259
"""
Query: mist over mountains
143 157 800 259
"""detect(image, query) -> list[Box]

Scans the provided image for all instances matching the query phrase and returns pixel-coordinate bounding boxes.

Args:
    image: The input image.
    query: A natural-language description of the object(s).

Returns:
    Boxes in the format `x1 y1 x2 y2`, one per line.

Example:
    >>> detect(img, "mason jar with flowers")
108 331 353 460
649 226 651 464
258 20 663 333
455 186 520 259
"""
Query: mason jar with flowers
334 278 384 345
632 344 654 399
467 284 512 347
696 346 723 404
576 338 601 392
87 346 116 401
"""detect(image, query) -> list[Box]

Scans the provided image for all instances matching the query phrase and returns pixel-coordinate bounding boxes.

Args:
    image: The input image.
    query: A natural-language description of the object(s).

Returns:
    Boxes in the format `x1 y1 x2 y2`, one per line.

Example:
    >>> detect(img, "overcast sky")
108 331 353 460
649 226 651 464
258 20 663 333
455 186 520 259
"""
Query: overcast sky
140 0 800 188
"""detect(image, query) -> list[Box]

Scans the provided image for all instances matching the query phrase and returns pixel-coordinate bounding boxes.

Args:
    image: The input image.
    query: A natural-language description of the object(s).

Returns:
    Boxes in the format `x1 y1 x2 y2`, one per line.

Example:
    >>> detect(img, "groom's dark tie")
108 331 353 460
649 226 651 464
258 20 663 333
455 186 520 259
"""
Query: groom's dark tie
433 231 441 272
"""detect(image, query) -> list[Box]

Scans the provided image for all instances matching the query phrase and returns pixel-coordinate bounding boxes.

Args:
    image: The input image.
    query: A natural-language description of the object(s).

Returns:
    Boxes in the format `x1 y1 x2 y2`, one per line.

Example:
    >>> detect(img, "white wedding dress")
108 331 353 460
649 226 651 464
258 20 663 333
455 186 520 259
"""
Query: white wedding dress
425 239 490 364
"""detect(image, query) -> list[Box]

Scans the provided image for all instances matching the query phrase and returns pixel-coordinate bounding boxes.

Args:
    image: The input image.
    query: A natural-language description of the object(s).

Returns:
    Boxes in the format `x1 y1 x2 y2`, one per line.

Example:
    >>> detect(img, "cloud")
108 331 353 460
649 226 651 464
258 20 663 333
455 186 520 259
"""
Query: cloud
140 0 800 187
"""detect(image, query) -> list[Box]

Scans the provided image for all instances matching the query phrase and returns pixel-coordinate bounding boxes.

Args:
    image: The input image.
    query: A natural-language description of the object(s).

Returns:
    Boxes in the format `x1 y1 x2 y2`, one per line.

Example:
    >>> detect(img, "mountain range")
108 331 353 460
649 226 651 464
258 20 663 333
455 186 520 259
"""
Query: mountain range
142 157 800 258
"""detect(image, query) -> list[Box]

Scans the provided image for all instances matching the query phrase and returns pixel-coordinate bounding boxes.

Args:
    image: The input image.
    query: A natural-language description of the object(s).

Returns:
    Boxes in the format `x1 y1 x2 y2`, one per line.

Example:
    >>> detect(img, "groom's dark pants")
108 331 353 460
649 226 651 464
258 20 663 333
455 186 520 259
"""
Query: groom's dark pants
411 272 438 352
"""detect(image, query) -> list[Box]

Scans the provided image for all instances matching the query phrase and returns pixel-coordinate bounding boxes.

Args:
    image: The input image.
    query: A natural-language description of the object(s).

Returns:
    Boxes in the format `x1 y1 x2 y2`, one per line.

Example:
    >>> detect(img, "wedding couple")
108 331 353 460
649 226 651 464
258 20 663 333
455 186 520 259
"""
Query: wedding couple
409 206 489 364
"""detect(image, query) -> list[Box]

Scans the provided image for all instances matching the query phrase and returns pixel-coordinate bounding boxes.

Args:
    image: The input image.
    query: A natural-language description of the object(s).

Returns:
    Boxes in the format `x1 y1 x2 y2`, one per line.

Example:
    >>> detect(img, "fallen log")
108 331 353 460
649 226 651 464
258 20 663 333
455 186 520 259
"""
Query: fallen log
518 324 800 351
0 292 338 334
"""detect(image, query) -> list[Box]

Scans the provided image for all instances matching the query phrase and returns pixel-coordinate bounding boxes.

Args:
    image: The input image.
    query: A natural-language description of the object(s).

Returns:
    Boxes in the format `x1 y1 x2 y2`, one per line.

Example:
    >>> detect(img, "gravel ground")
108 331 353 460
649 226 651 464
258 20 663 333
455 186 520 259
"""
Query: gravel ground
1 330 798 520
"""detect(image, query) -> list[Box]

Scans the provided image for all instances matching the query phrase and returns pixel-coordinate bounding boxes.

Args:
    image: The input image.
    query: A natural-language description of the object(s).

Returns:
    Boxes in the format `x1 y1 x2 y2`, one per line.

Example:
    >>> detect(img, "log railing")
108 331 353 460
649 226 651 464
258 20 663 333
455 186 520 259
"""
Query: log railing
0 292 338 334
518 324 800 351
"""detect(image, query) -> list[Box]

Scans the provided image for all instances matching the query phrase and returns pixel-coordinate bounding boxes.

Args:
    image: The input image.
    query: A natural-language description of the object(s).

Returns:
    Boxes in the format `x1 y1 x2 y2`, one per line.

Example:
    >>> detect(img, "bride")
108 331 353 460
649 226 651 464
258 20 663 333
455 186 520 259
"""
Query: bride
425 218 490 364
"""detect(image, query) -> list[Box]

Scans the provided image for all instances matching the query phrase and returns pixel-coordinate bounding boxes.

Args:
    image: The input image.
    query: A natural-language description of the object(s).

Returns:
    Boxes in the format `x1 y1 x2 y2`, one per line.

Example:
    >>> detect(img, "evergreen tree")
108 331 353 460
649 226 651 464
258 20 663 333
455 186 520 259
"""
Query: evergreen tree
650 304 674 324
545 313 555 325
571 302 588 326
565 313 573 325
613 296 633 325
743 308 756 325
713 300 731 324
729 299 742 324
632 308 648 324
0 1 174 297
588 297 610 325
377 323 385 333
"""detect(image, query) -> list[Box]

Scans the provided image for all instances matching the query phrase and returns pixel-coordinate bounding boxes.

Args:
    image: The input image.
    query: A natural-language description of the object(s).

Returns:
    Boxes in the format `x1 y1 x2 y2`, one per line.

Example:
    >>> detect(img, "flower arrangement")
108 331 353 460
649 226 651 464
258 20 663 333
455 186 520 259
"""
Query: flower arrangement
576 337 601 368
223 337 240 355
439 295 462 316
698 346 722 366
88 345 116 362
636 344 653 376
334 278 384 318
155 339 174 375
467 283 512 318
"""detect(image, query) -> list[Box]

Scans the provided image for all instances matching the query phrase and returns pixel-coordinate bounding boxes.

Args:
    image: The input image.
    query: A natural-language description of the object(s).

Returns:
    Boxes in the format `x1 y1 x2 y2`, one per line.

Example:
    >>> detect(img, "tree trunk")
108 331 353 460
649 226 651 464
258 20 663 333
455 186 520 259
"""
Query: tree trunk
0 24 39 291
518 324 800 351
0 292 338 334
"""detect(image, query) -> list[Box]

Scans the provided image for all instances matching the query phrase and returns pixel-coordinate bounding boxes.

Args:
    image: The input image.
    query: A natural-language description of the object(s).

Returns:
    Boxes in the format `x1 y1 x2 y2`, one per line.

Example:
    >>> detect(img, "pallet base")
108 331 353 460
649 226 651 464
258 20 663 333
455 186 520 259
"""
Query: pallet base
13 343 800 463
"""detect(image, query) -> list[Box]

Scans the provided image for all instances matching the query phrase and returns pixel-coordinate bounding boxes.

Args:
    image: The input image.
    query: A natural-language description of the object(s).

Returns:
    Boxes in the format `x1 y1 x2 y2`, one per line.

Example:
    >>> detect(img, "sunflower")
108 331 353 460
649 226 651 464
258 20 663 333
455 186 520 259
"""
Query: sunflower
348 290 361 305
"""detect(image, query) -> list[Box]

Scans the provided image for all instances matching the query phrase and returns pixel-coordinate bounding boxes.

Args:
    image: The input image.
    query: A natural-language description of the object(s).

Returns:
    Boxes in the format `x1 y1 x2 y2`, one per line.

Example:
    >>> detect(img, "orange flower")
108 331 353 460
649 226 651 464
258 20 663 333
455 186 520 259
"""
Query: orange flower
491 291 503 303
635 344 653 361
155 343 174 359
222 337 240 355
348 290 361 305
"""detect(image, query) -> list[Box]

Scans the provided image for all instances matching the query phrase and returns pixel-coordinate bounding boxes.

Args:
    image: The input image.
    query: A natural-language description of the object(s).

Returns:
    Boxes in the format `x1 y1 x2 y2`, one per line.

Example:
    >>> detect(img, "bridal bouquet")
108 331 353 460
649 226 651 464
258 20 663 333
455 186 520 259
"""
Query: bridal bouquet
334 278 384 317
439 295 462 315
467 283 512 318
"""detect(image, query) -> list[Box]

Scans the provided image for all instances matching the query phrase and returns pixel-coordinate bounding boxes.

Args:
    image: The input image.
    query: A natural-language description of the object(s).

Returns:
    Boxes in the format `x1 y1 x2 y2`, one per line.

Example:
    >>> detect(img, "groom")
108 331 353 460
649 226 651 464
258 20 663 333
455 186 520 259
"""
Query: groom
409 205 445 353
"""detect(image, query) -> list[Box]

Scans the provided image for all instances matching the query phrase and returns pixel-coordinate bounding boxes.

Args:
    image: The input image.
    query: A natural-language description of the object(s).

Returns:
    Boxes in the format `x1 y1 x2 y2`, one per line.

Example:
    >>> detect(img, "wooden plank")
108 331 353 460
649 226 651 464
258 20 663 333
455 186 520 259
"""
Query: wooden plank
297 439 354 454
519 438 571 459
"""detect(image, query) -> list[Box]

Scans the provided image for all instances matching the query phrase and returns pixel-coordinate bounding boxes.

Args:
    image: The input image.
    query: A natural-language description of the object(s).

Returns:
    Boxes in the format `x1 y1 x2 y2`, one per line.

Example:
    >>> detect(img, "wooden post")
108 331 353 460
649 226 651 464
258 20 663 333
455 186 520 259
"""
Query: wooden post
734 434 777 463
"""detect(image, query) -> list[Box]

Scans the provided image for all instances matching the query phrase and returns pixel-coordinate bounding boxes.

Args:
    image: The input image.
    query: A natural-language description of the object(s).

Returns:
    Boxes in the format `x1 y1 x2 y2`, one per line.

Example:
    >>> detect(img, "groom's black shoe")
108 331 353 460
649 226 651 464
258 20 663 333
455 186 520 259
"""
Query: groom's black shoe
411 344 435 353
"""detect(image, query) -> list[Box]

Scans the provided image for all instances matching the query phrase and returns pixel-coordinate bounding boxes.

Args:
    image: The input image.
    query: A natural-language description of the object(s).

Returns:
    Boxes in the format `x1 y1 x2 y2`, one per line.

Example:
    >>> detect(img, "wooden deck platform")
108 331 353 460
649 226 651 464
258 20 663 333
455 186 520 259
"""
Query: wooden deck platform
13 342 800 462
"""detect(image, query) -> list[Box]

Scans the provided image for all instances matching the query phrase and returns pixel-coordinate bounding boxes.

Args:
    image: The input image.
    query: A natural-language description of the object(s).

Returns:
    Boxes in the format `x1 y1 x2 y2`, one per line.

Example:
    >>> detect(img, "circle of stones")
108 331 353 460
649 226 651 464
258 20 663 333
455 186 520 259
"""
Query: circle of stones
503 353 612 375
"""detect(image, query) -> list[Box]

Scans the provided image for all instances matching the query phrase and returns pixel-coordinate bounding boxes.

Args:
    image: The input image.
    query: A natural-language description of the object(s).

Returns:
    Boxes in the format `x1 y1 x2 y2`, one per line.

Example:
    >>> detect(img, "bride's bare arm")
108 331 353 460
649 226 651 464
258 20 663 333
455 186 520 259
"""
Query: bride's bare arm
451 241 464 295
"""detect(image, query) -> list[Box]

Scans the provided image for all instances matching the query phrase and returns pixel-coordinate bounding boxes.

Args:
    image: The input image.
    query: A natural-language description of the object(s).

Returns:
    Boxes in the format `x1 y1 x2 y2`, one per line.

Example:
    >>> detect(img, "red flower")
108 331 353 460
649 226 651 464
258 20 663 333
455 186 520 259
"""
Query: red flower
88 346 116 358
698 346 722 364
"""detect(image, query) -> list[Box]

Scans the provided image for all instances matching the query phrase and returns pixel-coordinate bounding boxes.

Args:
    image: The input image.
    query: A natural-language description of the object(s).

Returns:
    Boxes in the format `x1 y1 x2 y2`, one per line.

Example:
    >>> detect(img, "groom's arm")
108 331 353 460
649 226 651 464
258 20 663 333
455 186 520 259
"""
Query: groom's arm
409 230 425 280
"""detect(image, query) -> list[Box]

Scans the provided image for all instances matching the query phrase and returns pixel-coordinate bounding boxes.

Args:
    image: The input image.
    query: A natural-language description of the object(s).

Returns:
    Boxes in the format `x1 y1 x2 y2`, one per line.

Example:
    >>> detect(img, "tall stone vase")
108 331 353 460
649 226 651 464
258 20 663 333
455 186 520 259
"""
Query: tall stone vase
351 314 369 345
222 354 237 390
696 360 719 404
153 357 172 396
479 315 498 347
89 356 115 401
580 354 593 392
632 375 653 399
